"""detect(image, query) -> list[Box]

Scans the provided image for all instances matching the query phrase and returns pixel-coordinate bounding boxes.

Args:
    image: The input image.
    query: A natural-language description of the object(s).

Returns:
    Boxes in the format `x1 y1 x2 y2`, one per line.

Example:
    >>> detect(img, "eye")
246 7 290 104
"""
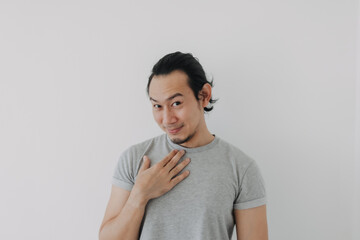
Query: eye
172 101 181 107
153 104 162 109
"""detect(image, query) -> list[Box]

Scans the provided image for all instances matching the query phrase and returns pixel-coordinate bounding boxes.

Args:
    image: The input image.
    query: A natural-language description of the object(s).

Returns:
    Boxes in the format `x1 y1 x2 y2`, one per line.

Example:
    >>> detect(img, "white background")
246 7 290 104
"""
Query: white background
0 0 359 239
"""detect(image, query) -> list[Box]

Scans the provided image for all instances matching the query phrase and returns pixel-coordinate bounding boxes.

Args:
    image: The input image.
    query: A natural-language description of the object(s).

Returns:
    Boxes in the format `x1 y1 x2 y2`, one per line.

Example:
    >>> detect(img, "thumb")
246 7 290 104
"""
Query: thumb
139 155 150 173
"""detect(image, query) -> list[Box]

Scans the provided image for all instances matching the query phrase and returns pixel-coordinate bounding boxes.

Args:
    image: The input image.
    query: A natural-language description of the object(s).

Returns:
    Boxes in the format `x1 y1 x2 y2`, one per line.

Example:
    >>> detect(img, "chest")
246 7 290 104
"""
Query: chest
145 154 237 217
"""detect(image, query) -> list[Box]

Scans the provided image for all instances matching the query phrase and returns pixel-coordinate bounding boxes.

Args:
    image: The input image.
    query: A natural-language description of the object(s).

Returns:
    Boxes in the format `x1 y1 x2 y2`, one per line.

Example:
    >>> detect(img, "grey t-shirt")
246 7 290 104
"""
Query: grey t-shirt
112 134 266 240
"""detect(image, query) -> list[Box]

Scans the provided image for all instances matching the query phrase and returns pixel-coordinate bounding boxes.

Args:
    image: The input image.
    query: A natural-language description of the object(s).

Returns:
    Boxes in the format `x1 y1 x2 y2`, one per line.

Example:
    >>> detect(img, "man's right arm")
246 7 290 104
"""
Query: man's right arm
99 149 190 240
98 186 148 240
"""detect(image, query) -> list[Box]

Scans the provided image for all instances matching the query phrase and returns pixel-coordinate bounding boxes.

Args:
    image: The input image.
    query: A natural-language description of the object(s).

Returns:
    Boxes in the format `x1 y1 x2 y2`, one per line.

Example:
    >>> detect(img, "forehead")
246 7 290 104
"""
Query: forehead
149 70 193 101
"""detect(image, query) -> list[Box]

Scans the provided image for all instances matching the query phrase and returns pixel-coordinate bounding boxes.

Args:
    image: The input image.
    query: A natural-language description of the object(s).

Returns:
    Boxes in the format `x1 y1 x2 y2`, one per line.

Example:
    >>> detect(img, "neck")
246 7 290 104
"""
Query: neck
179 125 214 148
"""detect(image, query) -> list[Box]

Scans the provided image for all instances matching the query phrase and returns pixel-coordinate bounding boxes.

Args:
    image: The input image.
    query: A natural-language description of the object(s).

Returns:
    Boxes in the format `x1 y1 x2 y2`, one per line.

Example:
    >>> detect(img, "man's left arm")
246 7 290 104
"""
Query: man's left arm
234 205 268 240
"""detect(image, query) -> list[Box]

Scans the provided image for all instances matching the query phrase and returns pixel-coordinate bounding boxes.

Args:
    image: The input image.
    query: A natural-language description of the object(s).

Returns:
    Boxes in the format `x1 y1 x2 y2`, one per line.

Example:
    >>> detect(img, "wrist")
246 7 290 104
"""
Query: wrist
128 189 149 209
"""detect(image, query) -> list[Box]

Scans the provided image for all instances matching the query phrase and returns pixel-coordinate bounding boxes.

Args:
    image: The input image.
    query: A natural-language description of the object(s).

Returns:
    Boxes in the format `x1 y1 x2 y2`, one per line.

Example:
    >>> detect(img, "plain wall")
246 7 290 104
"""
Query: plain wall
0 1 358 239
354 1 360 239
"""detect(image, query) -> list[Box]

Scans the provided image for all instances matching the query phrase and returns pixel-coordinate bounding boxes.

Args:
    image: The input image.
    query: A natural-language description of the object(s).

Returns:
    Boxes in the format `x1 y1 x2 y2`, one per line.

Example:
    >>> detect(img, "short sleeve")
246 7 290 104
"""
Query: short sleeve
112 148 136 191
233 160 267 210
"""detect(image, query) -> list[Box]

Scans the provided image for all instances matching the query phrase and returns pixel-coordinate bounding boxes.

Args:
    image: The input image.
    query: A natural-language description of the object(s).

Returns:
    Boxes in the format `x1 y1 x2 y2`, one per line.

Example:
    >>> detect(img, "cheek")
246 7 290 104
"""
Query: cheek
187 106 202 124
176 109 187 121
152 112 162 124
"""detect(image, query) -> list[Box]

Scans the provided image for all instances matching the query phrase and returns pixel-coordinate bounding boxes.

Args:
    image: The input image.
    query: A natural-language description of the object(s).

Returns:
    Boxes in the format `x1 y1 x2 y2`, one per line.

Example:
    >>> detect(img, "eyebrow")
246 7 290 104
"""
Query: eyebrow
150 93 183 103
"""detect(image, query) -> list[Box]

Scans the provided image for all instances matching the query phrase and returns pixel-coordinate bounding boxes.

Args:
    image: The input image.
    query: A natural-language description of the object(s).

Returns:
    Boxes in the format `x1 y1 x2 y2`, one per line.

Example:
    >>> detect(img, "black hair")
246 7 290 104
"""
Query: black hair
147 51 217 112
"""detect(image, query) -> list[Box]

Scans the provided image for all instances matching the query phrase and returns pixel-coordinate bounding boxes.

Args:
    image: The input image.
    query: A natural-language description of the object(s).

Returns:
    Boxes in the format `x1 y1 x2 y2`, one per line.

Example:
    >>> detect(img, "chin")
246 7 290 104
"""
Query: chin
169 131 196 145
170 137 187 145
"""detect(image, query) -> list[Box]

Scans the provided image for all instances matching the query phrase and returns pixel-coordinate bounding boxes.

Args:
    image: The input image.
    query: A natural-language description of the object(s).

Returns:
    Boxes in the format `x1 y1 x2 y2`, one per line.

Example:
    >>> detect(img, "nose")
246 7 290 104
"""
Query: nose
163 107 177 125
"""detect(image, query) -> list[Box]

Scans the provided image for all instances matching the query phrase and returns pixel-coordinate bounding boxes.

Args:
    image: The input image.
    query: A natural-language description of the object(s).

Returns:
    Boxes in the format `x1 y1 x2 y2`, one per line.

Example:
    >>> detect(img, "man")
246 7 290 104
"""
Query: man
99 52 268 240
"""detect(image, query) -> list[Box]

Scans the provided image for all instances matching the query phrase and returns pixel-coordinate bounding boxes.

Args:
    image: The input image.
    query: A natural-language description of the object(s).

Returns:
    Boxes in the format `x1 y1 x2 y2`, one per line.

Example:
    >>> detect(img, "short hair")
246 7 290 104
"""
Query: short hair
147 51 217 112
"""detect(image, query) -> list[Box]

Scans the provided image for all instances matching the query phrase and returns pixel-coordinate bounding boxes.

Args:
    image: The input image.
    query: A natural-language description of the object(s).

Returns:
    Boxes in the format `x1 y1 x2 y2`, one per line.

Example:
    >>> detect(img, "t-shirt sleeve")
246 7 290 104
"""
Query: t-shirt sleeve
233 160 267 210
112 148 137 191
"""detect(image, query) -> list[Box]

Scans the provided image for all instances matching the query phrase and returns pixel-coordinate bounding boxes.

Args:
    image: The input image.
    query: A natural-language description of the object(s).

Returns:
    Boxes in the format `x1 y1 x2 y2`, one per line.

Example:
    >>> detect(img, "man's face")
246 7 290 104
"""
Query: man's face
148 70 205 147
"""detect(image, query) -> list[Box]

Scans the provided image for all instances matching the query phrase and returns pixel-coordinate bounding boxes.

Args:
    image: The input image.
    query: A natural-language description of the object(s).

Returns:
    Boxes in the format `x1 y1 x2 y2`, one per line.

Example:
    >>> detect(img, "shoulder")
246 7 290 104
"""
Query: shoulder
115 134 166 173
216 136 255 167
121 134 166 158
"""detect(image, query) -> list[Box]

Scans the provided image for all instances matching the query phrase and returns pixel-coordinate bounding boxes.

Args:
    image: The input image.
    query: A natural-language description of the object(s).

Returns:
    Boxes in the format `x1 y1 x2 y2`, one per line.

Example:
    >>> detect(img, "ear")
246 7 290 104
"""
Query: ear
198 83 212 108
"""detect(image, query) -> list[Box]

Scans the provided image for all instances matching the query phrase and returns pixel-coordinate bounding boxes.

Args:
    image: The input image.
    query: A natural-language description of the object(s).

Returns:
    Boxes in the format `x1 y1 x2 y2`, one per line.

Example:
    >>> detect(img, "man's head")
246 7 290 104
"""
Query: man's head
147 52 216 112
147 52 217 147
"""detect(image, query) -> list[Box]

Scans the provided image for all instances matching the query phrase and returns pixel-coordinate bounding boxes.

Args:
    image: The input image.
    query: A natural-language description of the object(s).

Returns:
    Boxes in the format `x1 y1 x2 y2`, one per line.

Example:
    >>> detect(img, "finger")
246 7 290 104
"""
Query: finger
159 149 179 167
169 170 190 189
169 158 191 177
139 156 150 173
165 150 185 171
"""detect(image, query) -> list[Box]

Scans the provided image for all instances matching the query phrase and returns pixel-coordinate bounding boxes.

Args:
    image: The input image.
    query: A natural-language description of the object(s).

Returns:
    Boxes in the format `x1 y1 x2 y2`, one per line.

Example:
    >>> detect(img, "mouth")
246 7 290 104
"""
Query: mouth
167 126 183 134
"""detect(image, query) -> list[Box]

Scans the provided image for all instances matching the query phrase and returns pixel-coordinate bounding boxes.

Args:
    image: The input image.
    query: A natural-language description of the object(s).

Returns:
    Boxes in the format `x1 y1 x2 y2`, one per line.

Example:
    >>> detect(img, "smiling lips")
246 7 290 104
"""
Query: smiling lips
167 126 183 134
